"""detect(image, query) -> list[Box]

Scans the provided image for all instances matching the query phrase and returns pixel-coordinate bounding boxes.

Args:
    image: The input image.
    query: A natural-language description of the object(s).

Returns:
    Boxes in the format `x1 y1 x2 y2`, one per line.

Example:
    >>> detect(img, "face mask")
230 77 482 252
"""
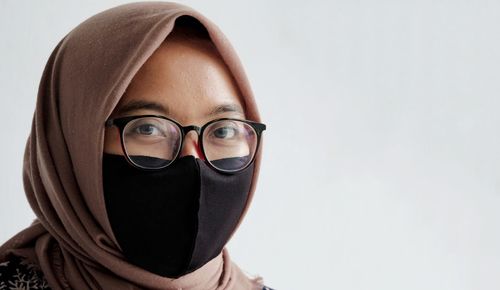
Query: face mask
101 153 254 278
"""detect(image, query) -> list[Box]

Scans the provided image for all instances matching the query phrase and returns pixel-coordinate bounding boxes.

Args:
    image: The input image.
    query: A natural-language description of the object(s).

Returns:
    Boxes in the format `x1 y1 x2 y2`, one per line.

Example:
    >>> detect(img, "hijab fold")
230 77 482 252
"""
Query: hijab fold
0 2 264 289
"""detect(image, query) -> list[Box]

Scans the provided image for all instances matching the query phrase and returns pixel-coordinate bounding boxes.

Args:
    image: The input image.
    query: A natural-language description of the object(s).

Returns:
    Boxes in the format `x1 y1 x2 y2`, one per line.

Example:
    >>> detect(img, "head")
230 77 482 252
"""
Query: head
99 17 264 277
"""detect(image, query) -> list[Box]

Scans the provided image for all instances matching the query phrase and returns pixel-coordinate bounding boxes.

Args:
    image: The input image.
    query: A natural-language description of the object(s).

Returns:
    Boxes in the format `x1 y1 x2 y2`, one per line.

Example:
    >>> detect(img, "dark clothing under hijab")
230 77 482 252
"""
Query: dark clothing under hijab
0 2 265 289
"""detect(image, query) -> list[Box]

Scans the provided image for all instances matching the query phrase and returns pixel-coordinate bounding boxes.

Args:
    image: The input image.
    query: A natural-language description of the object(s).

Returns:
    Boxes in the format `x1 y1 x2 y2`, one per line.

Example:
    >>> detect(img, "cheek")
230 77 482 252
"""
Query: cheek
103 127 124 155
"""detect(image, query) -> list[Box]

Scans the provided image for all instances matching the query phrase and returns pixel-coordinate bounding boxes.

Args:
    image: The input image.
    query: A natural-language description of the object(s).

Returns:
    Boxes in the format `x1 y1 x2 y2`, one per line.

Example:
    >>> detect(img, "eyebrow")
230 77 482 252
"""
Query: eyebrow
114 100 244 117
208 103 245 117
114 100 169 116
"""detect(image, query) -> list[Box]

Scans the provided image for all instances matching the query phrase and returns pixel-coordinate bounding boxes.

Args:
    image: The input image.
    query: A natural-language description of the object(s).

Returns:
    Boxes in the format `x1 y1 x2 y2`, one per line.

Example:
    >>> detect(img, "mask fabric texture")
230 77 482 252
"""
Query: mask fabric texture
101 153 254 278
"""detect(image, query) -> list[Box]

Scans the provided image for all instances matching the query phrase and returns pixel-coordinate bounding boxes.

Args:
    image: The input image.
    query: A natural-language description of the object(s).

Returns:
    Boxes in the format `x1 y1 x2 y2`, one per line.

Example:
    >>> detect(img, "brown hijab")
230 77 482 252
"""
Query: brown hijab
0 2 264 289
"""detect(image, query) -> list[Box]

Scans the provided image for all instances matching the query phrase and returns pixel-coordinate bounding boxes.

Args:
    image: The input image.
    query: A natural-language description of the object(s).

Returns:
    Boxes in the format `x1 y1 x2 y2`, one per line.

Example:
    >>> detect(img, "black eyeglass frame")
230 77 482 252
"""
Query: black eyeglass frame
105 114 266 173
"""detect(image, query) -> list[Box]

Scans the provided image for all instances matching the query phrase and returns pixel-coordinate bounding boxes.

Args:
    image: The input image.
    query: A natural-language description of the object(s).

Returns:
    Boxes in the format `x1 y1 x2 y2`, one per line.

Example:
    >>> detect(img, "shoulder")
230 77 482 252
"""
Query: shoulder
0 254 51 289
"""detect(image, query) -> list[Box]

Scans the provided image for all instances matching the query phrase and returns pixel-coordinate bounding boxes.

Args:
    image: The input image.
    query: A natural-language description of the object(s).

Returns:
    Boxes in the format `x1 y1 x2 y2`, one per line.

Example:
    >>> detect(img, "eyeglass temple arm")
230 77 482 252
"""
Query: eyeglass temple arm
104 119 115 127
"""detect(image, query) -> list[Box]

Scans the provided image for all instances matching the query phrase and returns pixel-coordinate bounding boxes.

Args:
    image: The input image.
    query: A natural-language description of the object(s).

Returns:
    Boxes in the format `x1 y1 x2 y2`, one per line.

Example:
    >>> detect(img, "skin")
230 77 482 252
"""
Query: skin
103 28 246 160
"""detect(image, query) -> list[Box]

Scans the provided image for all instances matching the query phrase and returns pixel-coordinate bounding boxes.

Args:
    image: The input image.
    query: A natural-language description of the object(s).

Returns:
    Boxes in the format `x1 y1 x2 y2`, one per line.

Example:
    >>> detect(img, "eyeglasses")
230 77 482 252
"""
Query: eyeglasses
105 115 266 173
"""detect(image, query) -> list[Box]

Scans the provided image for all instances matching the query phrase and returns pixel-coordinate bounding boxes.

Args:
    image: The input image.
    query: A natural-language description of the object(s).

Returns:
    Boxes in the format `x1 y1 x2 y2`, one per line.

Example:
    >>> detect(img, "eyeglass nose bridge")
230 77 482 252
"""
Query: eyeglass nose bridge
181 125 201 136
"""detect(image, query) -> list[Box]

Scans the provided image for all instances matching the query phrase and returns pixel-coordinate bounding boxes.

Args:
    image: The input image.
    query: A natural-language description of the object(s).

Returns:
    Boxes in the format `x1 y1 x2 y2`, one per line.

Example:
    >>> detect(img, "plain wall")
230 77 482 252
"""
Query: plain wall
1 0 499 289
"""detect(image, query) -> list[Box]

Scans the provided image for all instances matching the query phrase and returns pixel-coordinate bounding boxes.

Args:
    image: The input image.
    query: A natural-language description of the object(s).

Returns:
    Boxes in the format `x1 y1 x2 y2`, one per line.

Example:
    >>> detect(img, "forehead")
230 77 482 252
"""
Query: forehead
113 27 245 123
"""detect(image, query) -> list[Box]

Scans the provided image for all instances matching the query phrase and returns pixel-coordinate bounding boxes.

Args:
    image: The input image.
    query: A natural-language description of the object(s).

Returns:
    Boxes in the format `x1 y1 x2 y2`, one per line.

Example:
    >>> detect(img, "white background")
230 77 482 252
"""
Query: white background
1 1 500 289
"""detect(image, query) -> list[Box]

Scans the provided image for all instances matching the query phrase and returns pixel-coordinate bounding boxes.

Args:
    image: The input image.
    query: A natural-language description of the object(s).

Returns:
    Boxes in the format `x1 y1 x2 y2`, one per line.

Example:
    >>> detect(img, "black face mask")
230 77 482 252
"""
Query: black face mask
102 153 253 278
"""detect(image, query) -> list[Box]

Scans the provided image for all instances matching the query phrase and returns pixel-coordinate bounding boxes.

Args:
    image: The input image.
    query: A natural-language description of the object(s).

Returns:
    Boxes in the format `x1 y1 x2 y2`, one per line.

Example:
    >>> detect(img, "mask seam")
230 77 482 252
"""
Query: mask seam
184 157 202 272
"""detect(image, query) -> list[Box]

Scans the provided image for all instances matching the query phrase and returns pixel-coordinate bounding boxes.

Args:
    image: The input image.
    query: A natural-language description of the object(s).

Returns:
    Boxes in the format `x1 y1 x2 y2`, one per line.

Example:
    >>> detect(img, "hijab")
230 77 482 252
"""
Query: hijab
0 2 264 289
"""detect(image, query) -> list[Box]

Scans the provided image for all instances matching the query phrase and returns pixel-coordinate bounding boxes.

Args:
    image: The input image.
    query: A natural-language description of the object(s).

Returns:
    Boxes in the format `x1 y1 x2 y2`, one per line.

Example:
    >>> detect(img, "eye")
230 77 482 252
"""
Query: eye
133 124 163 136
212 126 238 139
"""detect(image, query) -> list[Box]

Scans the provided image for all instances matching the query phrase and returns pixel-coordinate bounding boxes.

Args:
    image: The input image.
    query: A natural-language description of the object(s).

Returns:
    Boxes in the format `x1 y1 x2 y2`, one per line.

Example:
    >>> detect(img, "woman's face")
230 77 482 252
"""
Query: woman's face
103 30 246 159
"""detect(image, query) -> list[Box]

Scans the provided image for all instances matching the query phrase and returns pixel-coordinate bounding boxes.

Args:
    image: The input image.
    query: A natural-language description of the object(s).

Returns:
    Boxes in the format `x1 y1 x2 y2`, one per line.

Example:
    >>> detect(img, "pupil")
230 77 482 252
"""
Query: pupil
139 125 154 135
214 127 230 138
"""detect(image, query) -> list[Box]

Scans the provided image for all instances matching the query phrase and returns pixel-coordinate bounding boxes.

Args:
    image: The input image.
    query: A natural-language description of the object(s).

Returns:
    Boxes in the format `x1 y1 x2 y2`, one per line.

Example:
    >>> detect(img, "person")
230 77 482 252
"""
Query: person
0 2 271 289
